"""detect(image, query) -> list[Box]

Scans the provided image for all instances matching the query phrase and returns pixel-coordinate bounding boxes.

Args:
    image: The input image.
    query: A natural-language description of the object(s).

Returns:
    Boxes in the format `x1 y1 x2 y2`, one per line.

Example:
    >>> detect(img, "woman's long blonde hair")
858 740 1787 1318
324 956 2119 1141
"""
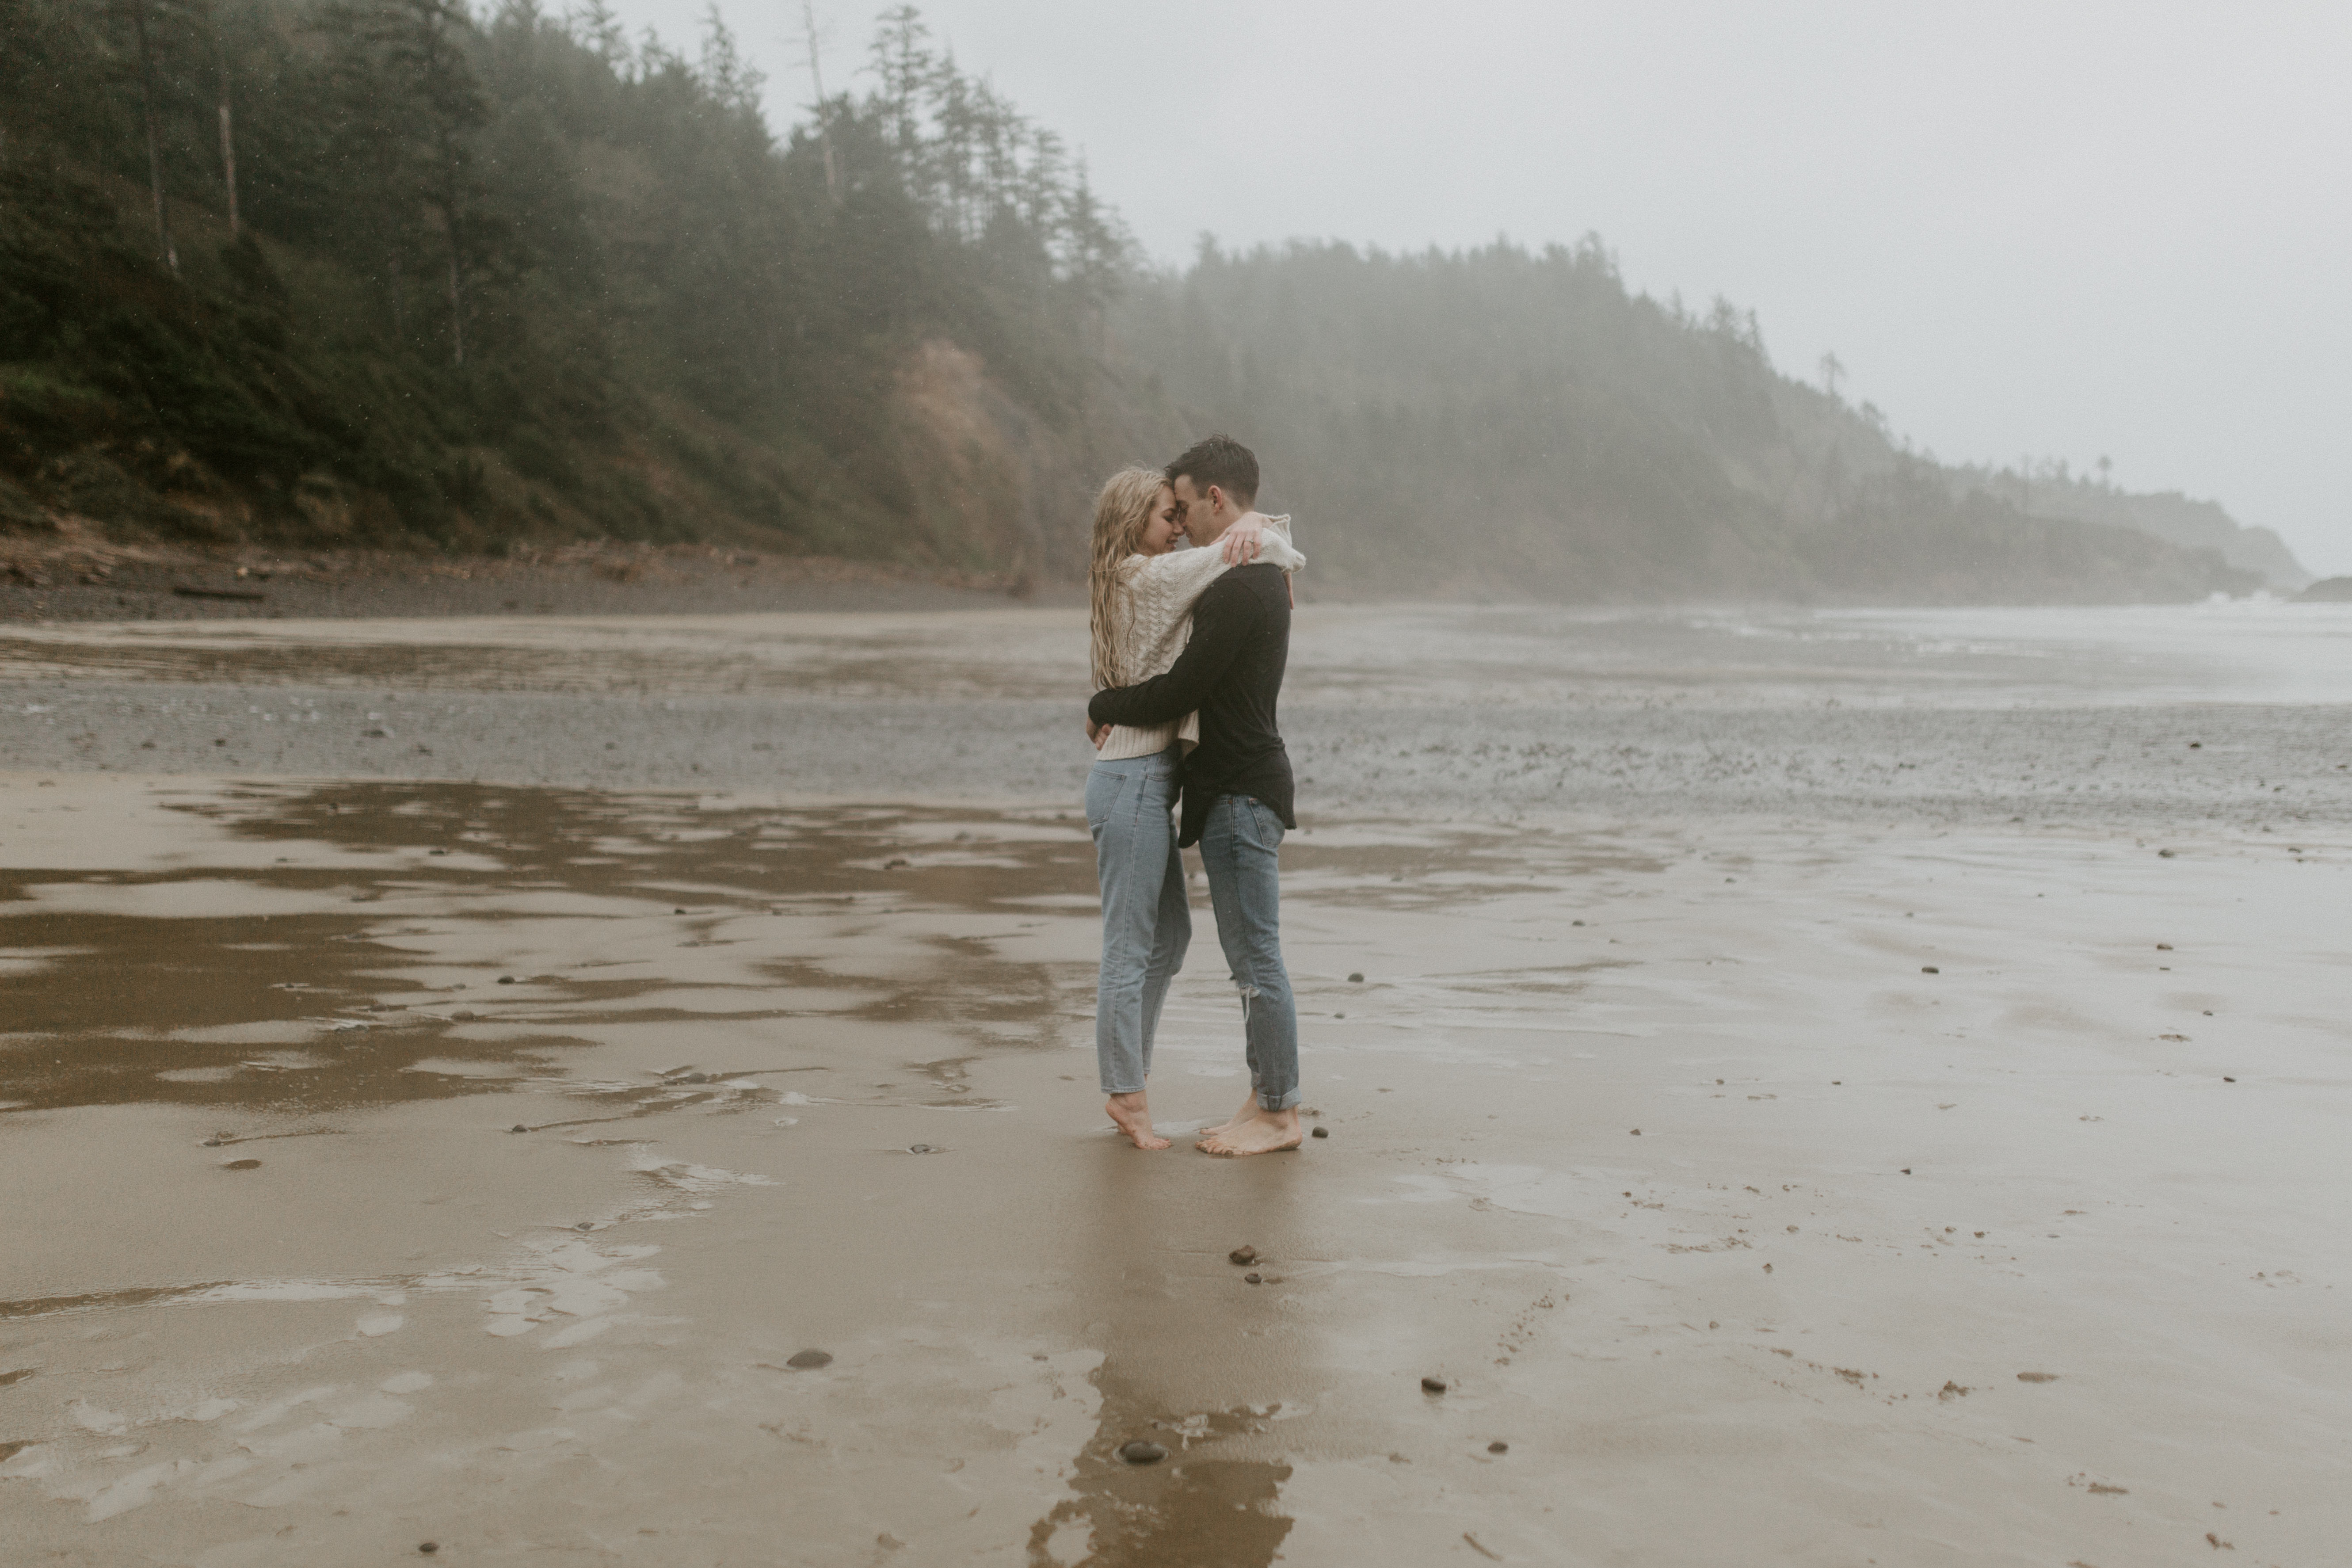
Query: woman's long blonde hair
1088 465 1169 689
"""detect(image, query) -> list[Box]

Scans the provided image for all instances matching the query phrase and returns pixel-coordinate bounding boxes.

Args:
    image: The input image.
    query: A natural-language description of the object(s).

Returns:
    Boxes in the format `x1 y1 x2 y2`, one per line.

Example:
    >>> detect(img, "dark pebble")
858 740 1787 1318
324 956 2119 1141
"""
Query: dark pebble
1488 1441 1509 1454
2156 943 2173 950
574 1222 593 1231
1311 1126 1329 1138
2222 1076 2236 1083
450 1010 476 1021
1421 1376 1448 1394
497 976 516 984
1921 965 1939 974
510 1124 528 1134
419 1545 438 1556
1901 1167 1912 1175
200 1136 226 1147
674 1072 709 1083
675 907 687 915
1118 1440 1168 1465
1348 973 1364 983
885 858 910 870
1229 1245 1258 1266
1630 1128 1641 1136
2158 848 2177 858
907 1144 937 1154
1244 1273 1262 1285
785 1349 832 1369
223 1159 262 1170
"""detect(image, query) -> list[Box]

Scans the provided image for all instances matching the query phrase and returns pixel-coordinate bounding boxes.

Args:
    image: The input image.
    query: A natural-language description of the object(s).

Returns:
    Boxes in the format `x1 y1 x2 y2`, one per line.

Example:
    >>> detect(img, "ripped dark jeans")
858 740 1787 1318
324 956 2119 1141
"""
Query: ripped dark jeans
1197 793 1300 1111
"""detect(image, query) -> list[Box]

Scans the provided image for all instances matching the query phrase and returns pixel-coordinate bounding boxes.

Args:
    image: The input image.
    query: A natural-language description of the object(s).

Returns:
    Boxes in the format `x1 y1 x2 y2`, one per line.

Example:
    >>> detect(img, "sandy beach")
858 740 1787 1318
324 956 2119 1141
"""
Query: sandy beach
4 601 2349 1565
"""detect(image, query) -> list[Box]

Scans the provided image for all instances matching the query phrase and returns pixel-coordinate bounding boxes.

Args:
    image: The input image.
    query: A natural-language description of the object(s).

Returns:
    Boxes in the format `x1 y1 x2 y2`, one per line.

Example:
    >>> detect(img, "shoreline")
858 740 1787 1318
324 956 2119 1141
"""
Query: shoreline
1 772 2343 1563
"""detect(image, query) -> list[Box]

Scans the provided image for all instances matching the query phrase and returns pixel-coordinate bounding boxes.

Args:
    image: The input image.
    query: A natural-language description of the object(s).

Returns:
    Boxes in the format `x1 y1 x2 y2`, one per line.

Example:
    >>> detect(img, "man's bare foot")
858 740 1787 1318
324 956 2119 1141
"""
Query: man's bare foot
1199 1106 1303 1157
1106 1091 1171 1151
1201 1091 1259 1140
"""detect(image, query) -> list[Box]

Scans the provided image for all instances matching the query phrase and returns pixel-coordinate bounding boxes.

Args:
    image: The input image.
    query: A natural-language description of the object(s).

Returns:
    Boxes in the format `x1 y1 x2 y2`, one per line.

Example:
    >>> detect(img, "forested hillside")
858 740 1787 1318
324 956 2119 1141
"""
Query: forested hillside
0 0 2277 602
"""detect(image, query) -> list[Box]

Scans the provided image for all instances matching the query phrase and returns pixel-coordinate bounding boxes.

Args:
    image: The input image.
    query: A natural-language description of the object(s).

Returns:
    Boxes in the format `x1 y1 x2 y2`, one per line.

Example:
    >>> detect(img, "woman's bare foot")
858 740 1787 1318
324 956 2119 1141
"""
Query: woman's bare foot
1199 1106 1303 1157
1106 1091 1171 1151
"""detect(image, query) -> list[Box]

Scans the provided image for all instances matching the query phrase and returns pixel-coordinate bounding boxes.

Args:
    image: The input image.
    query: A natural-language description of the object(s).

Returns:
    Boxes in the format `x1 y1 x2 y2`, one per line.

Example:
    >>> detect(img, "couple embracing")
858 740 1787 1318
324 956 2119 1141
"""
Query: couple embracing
1083 435 1306 1157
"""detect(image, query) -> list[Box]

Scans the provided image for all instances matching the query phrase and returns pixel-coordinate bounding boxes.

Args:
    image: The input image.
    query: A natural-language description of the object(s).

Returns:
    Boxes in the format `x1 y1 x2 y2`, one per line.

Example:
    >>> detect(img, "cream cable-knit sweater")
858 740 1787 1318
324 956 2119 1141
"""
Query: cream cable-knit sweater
1093 516 1303 761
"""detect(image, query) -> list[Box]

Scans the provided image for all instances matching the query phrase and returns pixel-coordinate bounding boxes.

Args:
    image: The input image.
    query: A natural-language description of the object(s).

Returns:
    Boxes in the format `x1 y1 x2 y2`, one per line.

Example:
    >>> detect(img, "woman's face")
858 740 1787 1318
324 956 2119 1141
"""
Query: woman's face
1137 485 1182 555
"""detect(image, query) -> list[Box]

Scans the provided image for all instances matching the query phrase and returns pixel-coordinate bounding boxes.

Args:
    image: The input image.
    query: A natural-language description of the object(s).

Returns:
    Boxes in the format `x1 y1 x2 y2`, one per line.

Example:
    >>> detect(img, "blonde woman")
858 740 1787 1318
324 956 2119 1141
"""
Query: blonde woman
1085 465 1302 1150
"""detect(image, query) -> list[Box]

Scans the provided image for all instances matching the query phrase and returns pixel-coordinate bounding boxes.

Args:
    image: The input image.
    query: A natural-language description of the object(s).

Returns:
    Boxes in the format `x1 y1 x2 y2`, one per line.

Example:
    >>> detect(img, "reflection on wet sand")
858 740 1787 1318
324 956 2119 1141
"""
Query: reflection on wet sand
3 772 2348 1563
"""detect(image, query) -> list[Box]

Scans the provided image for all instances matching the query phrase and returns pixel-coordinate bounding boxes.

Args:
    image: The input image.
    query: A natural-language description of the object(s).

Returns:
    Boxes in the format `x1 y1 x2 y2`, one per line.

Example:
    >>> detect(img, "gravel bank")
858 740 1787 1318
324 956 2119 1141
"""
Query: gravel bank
5 679 2346 832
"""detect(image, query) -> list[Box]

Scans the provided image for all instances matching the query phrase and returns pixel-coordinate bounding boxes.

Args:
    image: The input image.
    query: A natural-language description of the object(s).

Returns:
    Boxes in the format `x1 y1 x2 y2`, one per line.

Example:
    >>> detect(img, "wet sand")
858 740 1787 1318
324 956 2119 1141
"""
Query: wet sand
3 604 2349 1564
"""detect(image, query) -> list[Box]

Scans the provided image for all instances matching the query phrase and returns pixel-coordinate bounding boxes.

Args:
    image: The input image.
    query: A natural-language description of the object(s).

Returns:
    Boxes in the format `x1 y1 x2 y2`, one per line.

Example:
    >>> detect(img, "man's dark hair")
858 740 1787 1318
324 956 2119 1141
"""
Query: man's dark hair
1166 434 1258 508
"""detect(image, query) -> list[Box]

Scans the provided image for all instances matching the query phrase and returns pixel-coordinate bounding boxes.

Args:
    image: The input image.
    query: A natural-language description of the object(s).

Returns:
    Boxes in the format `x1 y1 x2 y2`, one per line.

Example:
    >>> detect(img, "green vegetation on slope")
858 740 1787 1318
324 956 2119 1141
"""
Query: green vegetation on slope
1122 240 2274 600
1 0 1156 575
0 0 2272 602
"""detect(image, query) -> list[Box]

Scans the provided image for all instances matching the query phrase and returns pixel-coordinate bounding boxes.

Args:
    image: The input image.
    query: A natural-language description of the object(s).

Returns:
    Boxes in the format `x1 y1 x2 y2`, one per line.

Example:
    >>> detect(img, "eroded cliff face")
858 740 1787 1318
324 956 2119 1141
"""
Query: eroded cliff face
889 339 1190 589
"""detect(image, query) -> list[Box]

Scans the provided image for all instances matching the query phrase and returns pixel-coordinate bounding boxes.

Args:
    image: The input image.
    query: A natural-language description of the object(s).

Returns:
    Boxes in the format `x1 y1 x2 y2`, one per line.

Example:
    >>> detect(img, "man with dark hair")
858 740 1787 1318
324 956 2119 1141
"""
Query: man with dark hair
1087 434 1303 1156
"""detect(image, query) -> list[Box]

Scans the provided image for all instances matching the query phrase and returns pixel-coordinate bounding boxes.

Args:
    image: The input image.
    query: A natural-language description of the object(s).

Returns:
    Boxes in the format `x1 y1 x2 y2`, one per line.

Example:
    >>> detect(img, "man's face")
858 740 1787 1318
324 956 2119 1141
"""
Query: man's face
1171 476 1219 546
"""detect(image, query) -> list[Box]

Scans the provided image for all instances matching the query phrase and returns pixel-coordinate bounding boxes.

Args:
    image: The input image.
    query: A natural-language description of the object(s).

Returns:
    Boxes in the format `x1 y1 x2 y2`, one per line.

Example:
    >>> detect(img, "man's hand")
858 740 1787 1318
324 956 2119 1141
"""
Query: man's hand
1219 512 1267 566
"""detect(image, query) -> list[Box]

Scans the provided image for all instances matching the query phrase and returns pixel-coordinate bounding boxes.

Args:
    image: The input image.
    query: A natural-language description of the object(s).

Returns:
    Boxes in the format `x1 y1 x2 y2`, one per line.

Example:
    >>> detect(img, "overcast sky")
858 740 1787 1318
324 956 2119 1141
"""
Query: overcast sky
601 0 2352 576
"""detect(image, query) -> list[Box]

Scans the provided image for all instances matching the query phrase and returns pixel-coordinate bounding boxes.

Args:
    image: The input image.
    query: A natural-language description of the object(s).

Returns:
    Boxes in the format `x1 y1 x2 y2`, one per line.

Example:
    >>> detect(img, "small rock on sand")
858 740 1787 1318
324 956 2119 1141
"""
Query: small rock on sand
510 1124 528 1133
1921 965 1939 973
1311 1126 1328 1138
1488 1441 1509 1454
1244 1274 1262 1285
2017 1372 2059 1382
1118 1440 1167 1465
1421 1376 1448 1394
224 1159 262 1170
785 1349 832 1370
1229 1246 1258 1266
1348 973 1364 983
907 1144 938 1154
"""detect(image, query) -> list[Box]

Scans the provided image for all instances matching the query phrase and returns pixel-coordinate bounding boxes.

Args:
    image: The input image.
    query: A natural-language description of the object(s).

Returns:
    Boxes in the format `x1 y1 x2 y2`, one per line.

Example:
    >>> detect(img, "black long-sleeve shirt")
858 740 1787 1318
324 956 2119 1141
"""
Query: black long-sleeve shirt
1087 563 1295 848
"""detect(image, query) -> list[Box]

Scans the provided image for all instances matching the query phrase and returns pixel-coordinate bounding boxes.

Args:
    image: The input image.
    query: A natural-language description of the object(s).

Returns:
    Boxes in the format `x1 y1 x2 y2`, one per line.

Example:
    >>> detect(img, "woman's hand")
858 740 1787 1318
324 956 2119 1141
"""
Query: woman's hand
1086 717 1110 750
1219 513 1267 565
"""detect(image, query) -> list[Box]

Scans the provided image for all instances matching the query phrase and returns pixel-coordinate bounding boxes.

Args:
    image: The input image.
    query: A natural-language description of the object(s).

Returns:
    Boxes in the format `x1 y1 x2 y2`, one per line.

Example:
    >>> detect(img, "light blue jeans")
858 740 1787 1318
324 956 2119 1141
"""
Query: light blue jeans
1086 746 1190 1095
1196 794 1300 1111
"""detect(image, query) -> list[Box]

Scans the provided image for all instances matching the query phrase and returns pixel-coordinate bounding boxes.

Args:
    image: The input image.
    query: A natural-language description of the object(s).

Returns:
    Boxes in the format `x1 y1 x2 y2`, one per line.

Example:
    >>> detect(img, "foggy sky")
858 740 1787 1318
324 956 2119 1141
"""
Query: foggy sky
604 0 2352 577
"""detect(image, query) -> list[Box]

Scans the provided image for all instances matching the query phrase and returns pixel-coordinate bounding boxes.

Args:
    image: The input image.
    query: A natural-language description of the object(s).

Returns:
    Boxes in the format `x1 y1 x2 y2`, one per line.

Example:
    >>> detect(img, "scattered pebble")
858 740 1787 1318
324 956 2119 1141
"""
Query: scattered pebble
884 858 910 870
1488 1441 1509 1454
1921 965 1939 974
2157 943 2173 950
1629 1128 1641 1136
450 1010 476 1021
1347 973 1364 983
1311 1126 1328 1138
1421 1376 1448 1394
2222 1076 2236 1083
784 1349 832 1370
419 1545 438 1556
497 976 516 984
2017 1372 2059 1383
1244 1273 1262 1285
1229 1246 1258 1266
1118 1440 1167 1465
509 1124 528 1134
2158 848 2177 858
907 1144 938 1154
223 1159 262 1171
675 907 687 915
